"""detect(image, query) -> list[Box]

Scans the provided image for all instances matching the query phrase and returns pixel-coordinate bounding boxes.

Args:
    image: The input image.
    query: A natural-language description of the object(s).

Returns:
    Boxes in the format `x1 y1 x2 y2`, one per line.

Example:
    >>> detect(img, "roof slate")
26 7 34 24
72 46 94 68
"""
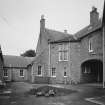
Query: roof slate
44 20 102 43
45 28 73 42
3 55 34 68
74 20 102 39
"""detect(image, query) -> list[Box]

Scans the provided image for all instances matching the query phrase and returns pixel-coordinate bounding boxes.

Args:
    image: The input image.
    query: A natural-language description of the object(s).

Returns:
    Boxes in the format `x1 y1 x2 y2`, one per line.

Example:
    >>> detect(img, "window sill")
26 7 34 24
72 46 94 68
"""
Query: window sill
89 50 96 55
51 76 56 78
37 75 42 77
59 60 68 62
20 76 24 77
64 76 67 77
3 76 8 77
89 50 93 53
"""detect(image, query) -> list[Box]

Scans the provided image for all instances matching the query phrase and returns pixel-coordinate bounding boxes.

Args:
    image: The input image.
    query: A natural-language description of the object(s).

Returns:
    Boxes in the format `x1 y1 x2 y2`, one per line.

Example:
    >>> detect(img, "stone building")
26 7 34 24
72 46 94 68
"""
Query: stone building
30 7 104 84
0 46 4 82
3 55 33 82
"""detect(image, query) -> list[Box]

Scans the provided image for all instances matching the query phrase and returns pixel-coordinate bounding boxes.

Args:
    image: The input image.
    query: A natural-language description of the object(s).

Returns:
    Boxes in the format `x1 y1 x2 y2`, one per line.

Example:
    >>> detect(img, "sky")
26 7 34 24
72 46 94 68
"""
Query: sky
0 0 104 56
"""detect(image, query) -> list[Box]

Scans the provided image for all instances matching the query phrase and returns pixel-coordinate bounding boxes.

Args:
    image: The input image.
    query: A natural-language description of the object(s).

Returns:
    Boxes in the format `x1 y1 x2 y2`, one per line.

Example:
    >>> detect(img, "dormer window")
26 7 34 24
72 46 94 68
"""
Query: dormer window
89 38 93 53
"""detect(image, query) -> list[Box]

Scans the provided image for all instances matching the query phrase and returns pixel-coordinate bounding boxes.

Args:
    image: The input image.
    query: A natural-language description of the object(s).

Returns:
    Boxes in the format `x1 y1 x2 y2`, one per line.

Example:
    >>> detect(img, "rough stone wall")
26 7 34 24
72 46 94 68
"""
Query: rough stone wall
50 43 71 84
3 68 28 82
80 30 103 63
27 65 32 82
32 48 49 83
79 29 103 82
69 42 81 83
0 56 3 81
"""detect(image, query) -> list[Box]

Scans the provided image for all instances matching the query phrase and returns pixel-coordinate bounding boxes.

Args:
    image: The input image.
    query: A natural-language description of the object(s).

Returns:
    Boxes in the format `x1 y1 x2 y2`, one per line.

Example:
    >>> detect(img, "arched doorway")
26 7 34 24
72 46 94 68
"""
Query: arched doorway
81 59 103 83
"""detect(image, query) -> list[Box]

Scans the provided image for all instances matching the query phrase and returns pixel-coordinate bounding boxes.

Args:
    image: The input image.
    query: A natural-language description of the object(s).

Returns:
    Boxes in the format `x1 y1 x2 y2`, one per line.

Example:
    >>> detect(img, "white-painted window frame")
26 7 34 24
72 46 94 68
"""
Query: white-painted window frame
37 65 42 76
20 69 24 77
51 67 56 77
64 71 67 77
89 38 93 53
3 69 8 77
58 44 68 61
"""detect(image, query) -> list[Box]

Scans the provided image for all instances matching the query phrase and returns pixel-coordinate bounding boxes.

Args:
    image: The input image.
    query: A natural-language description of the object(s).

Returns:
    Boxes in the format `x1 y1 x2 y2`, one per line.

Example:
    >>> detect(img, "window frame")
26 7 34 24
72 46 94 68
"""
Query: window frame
20 69 24 77
58 44 68 61
3 69 8 77
64 71 67 77
51 67 56 77
89 38 93 53
37 65 42 76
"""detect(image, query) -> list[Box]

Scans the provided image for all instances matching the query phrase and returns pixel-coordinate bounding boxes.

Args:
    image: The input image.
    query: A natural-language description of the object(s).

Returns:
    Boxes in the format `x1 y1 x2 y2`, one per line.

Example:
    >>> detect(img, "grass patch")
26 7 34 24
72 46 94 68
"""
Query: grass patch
27 85 76 97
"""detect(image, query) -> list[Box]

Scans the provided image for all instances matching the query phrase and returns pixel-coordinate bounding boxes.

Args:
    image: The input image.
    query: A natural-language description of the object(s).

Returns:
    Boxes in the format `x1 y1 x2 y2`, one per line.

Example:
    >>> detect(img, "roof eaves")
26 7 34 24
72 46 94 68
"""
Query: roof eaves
78 25 102 40
74 21 102 39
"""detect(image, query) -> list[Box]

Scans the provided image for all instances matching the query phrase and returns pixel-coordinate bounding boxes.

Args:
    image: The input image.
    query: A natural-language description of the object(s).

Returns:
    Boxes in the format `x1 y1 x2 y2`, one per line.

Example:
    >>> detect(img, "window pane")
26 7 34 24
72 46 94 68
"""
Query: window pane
38 66 42 75
52 68 56 76
20 69 24 76
59 51 63 61
64 51 68 60
89 38 93 52
64 71 67 76
4 69 8 76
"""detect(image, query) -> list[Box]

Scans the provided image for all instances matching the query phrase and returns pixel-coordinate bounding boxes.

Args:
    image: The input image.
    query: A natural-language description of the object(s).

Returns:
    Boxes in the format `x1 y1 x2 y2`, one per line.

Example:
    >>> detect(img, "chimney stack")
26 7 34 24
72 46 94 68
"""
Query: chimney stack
64 30 67 34
40 15 45 32
90 6 99 25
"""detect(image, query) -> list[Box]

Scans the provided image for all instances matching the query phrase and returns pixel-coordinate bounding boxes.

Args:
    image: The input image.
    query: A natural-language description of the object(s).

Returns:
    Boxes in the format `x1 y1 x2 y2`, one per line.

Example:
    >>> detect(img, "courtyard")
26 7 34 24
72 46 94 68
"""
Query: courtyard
0 82 105 105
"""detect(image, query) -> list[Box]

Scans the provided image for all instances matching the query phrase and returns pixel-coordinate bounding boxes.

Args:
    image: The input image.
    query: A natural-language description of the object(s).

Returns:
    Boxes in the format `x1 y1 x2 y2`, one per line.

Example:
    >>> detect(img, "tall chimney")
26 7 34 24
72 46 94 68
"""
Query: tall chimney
40 15 45 32
90 6 99 25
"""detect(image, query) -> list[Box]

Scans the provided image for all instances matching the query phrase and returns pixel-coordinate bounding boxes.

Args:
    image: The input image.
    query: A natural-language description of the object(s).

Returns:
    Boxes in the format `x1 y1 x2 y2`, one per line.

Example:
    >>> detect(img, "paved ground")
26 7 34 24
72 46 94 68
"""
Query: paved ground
0 82 105 105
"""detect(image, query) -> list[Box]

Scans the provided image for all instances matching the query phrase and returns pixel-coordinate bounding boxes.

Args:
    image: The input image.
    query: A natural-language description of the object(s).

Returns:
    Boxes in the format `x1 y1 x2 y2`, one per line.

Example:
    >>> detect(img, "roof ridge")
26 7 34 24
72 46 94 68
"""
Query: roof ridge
45 28 72 35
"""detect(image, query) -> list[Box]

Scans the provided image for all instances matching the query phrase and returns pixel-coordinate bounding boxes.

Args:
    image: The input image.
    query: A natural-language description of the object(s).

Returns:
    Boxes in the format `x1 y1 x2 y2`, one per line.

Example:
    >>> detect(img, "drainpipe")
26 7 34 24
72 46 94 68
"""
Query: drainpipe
103 23 105 88
48 43 51 84
102 0 105 89
31 65 34 83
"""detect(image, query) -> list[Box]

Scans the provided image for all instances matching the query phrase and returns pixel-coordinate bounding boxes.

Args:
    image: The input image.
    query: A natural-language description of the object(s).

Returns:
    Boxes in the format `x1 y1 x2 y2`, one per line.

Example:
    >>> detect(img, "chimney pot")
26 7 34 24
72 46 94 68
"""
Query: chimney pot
64 30 67 33
92 6 97 11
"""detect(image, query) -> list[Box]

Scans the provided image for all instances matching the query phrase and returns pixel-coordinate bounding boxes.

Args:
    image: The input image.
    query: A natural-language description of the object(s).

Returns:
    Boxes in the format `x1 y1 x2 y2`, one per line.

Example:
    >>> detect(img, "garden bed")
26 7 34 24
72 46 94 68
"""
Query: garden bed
27 85 76 97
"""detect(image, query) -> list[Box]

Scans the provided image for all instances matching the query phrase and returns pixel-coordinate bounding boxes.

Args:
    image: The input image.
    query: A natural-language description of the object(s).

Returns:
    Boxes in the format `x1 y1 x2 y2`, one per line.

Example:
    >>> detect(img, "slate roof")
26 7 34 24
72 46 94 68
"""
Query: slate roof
74 20 102 39
44 20 102 43
3 55 34 68
45 28 73 42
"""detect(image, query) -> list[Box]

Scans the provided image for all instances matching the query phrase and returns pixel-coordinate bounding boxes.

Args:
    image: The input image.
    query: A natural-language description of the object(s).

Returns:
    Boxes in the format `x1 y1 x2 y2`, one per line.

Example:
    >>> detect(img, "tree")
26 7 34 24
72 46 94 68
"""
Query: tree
21 49 36 57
